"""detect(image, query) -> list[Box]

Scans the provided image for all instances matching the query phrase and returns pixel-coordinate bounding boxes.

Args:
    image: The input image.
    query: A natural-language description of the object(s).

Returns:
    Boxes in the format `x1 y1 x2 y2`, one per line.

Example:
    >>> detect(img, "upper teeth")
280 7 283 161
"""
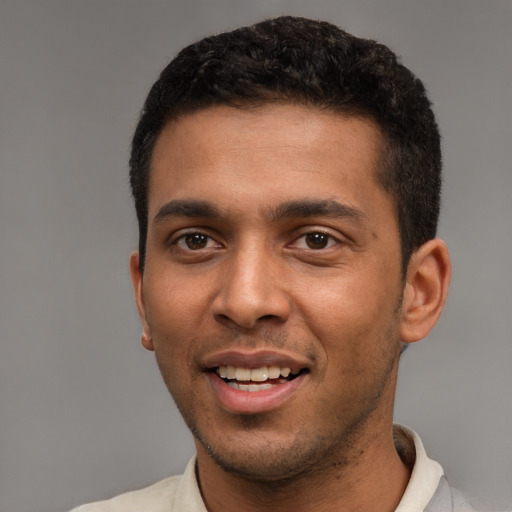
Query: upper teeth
217 365 293 382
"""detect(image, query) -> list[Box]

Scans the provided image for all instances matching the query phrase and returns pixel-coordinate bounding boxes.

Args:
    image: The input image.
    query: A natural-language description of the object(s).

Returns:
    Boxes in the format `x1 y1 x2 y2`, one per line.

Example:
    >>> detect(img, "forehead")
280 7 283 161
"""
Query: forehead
148 104 390 220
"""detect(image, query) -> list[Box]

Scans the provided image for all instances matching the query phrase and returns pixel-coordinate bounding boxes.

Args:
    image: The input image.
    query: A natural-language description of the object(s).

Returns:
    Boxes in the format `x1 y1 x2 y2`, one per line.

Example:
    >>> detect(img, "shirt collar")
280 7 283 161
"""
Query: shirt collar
394 424 444 512
173 424 444 512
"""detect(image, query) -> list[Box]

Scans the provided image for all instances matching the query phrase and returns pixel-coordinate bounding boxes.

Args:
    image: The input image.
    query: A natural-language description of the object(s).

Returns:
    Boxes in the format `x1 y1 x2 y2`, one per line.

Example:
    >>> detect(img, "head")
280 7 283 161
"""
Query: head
128 16 451 488
129 16 441 274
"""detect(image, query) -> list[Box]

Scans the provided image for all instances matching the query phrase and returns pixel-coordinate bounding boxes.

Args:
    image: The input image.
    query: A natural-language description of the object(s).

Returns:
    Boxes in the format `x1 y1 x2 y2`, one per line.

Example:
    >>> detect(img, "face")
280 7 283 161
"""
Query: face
131 104 406 481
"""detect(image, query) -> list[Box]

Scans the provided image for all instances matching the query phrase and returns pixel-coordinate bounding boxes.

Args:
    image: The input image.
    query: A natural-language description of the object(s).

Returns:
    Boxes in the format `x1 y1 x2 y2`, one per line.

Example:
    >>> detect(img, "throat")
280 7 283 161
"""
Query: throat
195 425 412 512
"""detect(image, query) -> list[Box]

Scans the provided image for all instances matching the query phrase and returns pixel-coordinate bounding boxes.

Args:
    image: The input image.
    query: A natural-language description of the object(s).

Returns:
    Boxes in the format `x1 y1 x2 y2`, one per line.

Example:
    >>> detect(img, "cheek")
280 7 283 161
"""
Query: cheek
300 279 380 334
145 269 212 330
143 283 203 376
298 274 400 363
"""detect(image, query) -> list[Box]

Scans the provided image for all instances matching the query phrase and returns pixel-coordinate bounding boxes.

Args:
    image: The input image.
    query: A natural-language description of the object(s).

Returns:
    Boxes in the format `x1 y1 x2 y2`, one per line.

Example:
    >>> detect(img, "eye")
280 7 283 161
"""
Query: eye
292 232 339 250
175 232 220 251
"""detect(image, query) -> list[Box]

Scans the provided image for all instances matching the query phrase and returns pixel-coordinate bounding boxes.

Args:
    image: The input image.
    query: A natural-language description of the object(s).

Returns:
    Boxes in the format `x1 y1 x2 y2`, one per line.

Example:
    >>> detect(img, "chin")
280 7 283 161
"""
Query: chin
192 419 346 482
204 444 318 481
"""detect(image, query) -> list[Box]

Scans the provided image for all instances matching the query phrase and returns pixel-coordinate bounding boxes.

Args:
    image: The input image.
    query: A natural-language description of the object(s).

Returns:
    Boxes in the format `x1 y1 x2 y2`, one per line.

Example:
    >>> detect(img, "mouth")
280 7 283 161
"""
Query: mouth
203 351 311 413
214 365 306 392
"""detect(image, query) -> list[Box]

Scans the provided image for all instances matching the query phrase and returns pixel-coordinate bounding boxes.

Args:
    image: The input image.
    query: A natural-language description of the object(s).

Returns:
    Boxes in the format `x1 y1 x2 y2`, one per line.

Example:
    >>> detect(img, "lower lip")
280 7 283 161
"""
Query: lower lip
206 371 306 414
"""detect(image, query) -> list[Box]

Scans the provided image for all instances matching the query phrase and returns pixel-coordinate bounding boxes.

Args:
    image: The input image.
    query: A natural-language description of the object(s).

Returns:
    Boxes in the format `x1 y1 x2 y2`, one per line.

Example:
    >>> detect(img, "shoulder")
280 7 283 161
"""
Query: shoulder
394 425 479 512
426 476 479 512
70 457 205 512
69 475 182 512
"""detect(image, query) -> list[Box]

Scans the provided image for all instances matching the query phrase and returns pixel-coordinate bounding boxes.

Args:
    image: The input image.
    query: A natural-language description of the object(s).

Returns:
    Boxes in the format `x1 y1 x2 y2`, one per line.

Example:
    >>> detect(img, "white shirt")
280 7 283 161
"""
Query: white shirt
70 425 476 512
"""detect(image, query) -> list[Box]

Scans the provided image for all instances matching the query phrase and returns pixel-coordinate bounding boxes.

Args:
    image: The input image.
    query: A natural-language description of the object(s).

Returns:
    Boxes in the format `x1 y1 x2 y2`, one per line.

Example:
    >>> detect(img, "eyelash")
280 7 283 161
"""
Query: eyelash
171 229 341 252
173 231 222 251
290 231 340 250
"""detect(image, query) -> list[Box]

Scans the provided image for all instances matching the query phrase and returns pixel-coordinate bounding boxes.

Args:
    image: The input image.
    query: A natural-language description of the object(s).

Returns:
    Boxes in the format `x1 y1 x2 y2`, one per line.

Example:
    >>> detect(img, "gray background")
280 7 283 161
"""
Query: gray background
1 1 511 511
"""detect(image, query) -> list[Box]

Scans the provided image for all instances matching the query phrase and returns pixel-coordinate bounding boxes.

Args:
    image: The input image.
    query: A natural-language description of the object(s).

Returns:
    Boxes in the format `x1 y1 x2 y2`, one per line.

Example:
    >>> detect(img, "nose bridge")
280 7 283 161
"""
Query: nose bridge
211 239 289 329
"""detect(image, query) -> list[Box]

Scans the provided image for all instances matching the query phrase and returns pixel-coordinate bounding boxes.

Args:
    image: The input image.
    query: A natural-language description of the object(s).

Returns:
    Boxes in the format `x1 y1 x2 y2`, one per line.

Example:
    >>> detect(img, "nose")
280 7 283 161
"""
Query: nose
211 247 290 329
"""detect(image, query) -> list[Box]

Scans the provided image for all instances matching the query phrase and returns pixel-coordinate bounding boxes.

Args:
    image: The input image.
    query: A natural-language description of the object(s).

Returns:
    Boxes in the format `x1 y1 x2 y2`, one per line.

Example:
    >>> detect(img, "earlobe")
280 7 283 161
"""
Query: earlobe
140 332 154 351
129 251 154 351
399 239 451 344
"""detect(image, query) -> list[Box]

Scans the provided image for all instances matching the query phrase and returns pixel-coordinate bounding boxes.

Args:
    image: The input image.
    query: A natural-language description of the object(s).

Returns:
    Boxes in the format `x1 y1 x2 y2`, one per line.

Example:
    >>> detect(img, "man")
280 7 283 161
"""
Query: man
73 16 474 512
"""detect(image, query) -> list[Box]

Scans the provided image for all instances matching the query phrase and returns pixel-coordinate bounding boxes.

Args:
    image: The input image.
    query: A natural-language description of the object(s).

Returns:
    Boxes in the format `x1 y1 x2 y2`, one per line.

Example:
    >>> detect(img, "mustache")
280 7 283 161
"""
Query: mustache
189 328 317 364
193 328 288 351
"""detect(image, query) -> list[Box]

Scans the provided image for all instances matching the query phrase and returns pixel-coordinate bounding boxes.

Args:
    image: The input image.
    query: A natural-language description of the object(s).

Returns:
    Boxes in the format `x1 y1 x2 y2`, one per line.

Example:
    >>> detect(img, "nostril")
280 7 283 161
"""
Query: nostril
214 313 233 323
212 311 285 330
211 287 290 328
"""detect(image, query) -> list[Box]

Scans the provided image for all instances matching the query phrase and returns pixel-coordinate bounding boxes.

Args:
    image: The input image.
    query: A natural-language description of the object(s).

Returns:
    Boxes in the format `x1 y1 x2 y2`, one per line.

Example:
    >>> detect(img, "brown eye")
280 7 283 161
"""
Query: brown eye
289 231 339 250
305 232 330 249
186 233 208 249
176 233 216 250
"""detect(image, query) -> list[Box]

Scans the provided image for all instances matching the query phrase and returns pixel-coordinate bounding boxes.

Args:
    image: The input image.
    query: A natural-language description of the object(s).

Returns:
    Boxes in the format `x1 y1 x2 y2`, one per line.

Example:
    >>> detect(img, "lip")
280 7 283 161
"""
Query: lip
207 370 307 414
202 349 310 373
203 350 310 414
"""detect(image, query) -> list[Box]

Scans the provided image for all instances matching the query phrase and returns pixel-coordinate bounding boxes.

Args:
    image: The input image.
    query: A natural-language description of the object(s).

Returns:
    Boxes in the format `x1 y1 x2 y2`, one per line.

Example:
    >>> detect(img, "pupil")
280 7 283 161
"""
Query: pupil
186 233 207 250
306 233 328 249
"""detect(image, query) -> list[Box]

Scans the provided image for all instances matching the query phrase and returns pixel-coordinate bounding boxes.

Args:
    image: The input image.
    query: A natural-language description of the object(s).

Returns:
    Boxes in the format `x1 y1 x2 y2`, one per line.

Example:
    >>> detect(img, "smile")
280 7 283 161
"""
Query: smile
216 365 302 392
204 351 310 413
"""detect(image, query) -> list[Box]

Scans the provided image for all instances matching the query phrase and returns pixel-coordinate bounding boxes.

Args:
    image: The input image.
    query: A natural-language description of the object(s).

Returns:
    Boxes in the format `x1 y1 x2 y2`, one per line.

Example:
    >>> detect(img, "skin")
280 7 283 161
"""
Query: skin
130 104 451 512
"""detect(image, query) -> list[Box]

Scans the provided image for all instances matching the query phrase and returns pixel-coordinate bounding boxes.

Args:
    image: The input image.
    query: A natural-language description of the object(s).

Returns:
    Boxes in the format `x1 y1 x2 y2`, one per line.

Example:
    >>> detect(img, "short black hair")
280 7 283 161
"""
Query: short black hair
130 16 441 273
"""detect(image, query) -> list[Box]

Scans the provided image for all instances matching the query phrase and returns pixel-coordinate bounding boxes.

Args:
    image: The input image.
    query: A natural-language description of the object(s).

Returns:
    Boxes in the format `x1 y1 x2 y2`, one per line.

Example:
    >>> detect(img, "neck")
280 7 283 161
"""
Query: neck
195 421 411 512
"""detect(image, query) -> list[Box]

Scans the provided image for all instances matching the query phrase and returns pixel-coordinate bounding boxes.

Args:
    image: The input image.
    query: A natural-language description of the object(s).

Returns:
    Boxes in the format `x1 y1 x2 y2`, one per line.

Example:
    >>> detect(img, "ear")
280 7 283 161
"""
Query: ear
129 251 154 351
400 238 451 344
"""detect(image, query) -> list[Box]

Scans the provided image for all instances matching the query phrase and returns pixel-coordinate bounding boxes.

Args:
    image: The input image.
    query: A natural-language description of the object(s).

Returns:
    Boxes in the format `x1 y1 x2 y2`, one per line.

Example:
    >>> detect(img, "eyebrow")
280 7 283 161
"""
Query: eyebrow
269 199 368 223
154 199 220 222
153 198 367 225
